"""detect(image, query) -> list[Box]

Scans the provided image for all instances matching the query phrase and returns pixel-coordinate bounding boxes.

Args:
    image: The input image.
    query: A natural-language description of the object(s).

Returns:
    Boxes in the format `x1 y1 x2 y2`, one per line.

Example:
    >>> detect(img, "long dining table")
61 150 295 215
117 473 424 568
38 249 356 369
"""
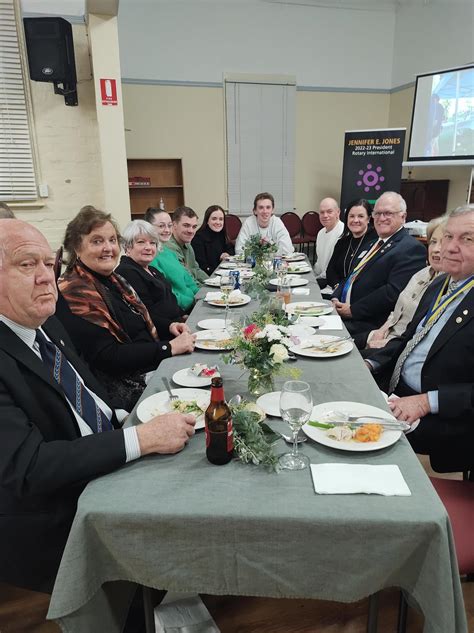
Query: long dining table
47 260 467 633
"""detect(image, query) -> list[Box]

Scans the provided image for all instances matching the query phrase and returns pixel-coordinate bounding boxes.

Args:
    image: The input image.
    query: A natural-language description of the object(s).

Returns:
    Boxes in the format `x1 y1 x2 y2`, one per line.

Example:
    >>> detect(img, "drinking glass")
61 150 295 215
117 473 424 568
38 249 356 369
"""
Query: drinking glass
279 381 313 470
277 277 291 306
220 272 234 329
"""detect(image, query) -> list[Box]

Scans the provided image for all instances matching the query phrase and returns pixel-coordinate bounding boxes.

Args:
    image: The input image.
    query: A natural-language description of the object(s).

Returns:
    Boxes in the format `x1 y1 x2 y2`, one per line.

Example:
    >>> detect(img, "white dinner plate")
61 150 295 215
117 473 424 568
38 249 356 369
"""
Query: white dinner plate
282 253 306 262
290 335 353 358
269 276 309 287
205 277 222 287
286 264 312 274
302 401 401 452
172 367 217 388
286 301 334 317
137 388 211 430
219 261 249 269
197 318 227 330
214 268 254 279
256 391 282 417
195 329 234 351
286 324 316 338
298 316 325 327
206 293 251 307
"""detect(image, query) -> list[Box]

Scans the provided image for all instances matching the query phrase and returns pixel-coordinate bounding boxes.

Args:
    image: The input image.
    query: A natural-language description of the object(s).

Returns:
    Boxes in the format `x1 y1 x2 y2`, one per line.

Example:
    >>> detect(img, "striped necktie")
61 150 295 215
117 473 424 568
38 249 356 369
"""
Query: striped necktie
35 330 113 433
388 280 459 394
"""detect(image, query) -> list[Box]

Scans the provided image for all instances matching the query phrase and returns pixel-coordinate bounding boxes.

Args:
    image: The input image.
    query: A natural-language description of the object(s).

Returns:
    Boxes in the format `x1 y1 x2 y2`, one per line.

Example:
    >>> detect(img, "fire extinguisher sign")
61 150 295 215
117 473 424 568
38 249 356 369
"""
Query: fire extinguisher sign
100 78 118 106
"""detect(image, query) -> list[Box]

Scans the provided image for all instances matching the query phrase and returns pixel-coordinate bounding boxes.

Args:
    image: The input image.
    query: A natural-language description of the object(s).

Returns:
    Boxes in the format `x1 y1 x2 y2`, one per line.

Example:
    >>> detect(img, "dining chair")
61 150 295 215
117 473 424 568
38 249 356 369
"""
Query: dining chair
226 213 242 245
397 472 474 633
280 212 305 251
301 211 322 264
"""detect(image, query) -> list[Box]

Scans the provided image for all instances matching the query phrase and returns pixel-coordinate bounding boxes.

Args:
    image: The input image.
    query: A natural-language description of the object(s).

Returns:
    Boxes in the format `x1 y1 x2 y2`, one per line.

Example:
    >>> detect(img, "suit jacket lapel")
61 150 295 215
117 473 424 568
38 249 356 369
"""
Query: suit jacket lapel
356 229 404 276
0 323 65 399
426 288 474 362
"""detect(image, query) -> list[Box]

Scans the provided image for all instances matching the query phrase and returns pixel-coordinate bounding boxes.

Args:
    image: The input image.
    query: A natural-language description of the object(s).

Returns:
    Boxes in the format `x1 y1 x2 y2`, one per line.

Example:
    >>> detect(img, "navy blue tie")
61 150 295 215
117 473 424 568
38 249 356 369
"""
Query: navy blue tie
35 330 113 433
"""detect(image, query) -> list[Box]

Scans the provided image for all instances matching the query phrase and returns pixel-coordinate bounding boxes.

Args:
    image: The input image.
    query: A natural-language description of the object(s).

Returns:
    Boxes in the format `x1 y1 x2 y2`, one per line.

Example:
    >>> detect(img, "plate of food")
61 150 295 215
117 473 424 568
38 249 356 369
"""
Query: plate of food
214 268 254 279
256 391 282 417
172 365 220 387
137 388 211 430
286 301 334 317
197 318 227 330
195 329 234 350
205 277 222 287
219 261 249 269
302 401 402 451
286 263 312 274
282 253 306 262
290 335 353 358
205 292 251 307
269 276 309 287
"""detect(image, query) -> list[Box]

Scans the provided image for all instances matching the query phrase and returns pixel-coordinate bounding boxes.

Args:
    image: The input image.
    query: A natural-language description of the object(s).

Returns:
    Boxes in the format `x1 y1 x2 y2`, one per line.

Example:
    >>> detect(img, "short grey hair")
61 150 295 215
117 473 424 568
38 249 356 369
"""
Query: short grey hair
122 220 159 252
426 215 446 242
375 191 407 214
448 204 474 218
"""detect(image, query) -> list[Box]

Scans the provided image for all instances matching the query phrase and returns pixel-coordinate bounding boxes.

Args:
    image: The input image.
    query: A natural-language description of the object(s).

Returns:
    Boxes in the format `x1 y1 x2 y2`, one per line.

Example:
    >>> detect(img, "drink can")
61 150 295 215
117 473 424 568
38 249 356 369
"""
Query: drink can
273 256 283 272
230 270 240 289
245 255 256 269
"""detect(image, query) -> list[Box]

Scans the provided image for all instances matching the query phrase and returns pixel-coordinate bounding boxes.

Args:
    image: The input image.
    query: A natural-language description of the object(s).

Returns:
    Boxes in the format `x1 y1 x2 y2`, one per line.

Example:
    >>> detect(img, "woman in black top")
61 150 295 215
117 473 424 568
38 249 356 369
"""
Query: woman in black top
116 220 188 336
56 206 195 410
326 199 377 290
192 205 235 275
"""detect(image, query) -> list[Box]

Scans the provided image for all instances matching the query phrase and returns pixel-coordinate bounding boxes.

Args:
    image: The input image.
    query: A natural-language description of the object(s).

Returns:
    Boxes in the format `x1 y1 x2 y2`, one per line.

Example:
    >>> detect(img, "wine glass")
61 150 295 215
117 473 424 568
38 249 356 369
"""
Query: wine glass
279 381 313 470
220 272 235 329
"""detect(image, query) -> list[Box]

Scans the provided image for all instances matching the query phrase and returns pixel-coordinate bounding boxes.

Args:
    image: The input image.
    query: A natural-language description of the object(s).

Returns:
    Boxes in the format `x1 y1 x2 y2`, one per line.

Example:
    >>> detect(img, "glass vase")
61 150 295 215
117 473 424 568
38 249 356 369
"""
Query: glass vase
247 368 275 397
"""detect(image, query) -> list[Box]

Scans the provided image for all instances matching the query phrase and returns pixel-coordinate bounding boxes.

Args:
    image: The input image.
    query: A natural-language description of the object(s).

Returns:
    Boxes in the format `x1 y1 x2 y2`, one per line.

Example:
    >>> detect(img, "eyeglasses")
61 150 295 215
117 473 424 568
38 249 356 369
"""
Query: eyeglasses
372 211 402 219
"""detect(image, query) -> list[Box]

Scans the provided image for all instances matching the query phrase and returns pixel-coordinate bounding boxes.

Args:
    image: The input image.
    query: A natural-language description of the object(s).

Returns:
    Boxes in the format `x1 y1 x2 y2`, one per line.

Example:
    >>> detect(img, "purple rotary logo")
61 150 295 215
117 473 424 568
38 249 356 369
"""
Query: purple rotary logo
356 164 385 193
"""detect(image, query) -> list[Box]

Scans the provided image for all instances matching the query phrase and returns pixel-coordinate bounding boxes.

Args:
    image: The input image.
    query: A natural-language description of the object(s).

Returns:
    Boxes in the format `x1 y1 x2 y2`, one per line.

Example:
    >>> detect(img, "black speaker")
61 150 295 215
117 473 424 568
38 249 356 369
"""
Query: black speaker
23 17 77 84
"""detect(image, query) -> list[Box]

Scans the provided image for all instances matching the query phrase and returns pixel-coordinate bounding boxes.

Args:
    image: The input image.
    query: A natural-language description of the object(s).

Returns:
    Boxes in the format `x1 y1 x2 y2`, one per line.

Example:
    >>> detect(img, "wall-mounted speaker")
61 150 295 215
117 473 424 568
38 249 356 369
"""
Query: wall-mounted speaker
23 17 78 106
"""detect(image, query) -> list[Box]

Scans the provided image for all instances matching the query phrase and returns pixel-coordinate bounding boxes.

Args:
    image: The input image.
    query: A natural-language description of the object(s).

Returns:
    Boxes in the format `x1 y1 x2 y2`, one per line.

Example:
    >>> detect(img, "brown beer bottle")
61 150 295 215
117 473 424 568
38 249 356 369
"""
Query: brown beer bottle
205 377 234 465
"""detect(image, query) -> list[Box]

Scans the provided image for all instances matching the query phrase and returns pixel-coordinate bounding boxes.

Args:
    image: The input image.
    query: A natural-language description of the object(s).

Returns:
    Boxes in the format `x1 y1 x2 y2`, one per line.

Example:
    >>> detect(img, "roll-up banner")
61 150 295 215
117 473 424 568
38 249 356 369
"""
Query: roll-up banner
340 128 406 214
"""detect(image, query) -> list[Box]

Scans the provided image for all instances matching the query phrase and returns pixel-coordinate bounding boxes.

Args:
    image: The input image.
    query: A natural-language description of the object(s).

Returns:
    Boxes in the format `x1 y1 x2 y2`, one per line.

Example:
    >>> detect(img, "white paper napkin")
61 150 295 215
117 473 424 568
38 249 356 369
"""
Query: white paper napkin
310 463 411 496
317 315 343 330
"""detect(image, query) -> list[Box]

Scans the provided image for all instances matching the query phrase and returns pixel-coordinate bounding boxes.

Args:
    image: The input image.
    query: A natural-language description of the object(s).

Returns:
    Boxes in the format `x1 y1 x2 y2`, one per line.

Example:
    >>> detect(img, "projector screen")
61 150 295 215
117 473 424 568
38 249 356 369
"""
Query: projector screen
407 64 474 164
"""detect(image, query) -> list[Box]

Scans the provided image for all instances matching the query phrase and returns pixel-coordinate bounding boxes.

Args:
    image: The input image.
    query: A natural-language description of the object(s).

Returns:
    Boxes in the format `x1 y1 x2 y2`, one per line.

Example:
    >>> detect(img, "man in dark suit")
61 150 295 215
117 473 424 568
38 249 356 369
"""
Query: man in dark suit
0 219 196 593
366 205 474 472
331 191 426 348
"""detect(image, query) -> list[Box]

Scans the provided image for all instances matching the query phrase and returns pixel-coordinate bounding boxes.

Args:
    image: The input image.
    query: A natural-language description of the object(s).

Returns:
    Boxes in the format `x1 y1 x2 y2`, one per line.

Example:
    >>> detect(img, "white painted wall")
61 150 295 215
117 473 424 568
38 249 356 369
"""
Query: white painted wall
118 0 395 89
392 1 474 88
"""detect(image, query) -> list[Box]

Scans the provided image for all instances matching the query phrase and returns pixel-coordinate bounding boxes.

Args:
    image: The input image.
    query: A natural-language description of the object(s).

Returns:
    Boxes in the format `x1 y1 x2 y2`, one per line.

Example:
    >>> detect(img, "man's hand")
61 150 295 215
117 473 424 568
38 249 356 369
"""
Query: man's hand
369 325 389 343
388 394 431 423
220 252 231 261
136 412 196 455
331 298 352 319
169 331 196 355
169 322 191 337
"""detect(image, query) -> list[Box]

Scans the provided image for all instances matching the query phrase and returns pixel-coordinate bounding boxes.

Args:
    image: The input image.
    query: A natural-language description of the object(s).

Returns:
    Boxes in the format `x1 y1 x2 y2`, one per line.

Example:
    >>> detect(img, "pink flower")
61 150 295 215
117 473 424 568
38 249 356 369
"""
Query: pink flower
243 323 259 339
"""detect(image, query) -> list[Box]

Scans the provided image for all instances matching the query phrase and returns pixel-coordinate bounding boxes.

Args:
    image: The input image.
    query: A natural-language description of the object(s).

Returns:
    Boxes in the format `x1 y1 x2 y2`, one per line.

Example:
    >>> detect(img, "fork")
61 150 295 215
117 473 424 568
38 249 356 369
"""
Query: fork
162 377 178 401
310 335 353 351
330 410 410 431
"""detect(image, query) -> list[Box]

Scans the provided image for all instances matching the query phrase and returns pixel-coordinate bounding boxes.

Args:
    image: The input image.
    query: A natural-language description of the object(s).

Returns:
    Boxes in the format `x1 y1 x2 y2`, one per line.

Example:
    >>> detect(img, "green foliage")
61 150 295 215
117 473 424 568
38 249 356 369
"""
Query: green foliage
231 407 279 472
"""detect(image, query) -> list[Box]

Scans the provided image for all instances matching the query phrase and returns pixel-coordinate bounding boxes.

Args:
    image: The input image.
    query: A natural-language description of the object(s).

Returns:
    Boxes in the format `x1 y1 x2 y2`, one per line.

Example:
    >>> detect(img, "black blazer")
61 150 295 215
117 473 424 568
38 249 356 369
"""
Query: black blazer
326 228 377 289
192 226 234 275
370 275 474 472
0 317 126 592
332 228 427 340
116 255 185 338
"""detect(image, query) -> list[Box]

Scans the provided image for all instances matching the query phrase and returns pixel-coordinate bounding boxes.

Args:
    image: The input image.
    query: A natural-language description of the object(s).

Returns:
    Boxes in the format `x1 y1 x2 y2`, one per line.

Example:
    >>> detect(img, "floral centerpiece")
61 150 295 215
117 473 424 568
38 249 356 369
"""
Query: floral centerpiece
243 234 277 267
223 311 300 396
243 235 277 299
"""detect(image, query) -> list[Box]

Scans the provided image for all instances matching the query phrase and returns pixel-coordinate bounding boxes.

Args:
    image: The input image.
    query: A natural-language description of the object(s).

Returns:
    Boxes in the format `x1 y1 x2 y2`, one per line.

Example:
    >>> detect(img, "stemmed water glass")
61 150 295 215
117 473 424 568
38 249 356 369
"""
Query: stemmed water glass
220 272 235 330
279 380 313 470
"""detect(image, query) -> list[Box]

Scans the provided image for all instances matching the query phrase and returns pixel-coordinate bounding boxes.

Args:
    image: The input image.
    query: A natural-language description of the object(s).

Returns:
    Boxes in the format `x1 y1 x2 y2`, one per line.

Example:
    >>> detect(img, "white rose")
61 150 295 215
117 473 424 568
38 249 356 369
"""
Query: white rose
270 343 289 363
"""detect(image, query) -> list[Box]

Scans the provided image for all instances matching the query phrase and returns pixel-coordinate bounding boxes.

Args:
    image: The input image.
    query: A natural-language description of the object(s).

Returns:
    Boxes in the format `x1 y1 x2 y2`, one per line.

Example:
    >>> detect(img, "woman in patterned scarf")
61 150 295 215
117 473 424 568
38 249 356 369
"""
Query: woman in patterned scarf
56 206 196 410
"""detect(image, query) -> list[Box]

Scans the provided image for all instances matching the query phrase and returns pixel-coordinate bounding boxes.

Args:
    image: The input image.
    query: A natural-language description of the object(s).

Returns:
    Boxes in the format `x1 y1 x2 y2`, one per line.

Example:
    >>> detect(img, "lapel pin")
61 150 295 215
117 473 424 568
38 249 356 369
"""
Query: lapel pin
463 310 468 315
60 339 65 346
455 316 462 324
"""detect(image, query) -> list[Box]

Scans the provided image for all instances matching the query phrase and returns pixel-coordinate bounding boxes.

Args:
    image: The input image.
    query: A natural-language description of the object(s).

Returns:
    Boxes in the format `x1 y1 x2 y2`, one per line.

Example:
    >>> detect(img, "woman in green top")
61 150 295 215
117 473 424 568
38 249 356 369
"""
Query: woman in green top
148 210 199 311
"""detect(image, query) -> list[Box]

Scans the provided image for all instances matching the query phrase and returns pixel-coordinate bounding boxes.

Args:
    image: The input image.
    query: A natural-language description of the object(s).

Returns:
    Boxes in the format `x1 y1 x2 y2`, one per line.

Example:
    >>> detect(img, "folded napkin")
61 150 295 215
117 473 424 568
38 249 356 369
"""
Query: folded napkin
310 463 411 496
292 288 310 296
318 315 343 330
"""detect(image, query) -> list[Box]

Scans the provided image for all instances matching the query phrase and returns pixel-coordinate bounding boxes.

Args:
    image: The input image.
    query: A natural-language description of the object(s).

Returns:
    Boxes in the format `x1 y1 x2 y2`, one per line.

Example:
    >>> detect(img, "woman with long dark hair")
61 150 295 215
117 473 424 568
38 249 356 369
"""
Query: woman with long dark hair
192 205 235 275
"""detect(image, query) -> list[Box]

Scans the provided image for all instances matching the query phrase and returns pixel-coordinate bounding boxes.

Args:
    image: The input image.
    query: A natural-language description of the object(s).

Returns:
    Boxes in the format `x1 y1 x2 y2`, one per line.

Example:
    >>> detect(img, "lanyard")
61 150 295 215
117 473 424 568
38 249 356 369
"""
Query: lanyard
422 275 474 327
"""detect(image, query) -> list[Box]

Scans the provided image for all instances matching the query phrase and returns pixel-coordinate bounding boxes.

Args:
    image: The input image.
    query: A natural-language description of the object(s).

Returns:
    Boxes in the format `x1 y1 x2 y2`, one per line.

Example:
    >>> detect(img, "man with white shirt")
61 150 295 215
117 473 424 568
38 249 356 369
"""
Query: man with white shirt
366 205 474 472
235 192 294 256
0 219 195 593
314 197 344 288
331 191 426 347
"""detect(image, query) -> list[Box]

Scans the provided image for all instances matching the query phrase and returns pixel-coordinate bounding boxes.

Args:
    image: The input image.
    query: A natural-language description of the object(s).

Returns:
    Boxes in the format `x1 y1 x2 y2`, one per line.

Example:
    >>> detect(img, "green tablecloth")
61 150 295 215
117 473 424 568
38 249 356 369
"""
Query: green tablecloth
48 268 467 633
